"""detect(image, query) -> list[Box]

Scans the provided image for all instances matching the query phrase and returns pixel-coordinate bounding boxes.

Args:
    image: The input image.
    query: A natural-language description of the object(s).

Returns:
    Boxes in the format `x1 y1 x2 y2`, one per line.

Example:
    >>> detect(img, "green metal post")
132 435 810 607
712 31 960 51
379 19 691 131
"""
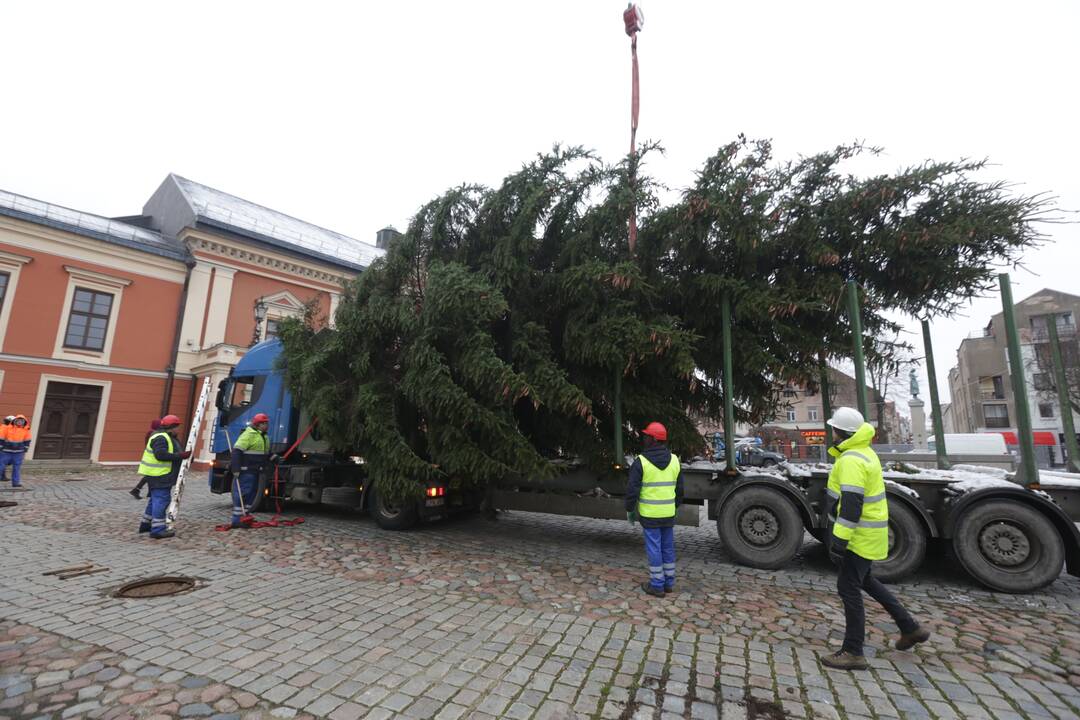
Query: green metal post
999 273 1039 486
613 367 624 465
819 351 834 461
721 291 736 472
846 280 869 418
1046 316 1080 473
921 319 950 469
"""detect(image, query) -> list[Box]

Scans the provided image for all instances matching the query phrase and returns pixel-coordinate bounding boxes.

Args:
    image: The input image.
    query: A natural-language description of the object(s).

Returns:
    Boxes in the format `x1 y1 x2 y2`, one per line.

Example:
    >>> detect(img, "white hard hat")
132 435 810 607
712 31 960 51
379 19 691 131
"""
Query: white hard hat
826 407 864 433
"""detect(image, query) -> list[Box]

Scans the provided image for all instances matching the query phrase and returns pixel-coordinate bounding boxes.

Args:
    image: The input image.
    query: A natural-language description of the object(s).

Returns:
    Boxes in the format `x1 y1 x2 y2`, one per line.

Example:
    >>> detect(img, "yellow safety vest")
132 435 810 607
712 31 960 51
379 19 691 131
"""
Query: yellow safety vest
827 422 889 560
637 454 680 518
138 432 175 477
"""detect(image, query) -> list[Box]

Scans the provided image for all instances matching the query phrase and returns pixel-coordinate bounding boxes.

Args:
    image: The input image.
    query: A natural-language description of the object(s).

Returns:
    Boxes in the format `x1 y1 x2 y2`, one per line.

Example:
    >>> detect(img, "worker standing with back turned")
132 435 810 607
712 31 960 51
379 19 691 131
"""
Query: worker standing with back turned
820 407 931 670
230 413 270 528
625 422 683 597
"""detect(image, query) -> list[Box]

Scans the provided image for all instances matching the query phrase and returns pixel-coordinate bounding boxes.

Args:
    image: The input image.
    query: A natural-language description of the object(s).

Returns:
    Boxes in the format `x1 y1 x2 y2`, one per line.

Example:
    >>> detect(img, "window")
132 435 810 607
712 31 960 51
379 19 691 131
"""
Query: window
808 407 820 421
804 386 816 397
984 403 1010 428
0 271 8 311
1033 372 1053 391
264 318 280 339
63 288 113 351
1039 403 1055 419
786 409 797 422
782 388 797 398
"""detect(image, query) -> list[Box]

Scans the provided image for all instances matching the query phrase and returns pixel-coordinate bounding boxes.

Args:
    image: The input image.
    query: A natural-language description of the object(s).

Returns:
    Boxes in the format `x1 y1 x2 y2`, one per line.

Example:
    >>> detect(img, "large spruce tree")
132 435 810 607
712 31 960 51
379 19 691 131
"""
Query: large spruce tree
278 139 1049 502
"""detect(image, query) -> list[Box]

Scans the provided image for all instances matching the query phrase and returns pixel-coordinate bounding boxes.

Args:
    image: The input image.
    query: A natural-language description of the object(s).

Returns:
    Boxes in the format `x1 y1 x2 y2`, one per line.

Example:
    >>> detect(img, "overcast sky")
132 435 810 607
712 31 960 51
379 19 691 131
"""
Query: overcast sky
2 1 1077 410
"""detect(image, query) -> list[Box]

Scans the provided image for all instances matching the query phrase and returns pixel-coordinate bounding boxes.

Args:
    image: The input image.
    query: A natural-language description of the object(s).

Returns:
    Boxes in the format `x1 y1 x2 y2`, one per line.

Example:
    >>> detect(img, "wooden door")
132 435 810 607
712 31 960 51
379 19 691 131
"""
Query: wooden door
34 382 102 459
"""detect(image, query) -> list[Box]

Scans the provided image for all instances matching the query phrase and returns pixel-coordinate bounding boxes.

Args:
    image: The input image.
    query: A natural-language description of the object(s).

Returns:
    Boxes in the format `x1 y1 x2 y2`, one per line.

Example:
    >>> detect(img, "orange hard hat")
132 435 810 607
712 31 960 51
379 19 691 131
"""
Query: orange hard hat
641 422 667 442
251 413 270 424
159 414 181 428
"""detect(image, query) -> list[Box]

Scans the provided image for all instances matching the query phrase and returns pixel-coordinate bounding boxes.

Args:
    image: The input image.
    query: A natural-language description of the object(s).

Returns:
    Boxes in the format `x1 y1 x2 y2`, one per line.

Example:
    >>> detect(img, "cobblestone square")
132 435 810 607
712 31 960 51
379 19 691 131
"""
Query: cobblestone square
3 467 1080 719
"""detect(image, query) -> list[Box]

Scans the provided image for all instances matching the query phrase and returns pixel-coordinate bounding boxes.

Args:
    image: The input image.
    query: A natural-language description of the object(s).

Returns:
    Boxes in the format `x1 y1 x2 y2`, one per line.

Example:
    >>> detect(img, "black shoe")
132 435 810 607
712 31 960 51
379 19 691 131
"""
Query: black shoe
664 585 674 594
150 530 176 539
129 488 142 500
820 651 869 671
138 524 151 534
896 626 931 651
640 582 665 598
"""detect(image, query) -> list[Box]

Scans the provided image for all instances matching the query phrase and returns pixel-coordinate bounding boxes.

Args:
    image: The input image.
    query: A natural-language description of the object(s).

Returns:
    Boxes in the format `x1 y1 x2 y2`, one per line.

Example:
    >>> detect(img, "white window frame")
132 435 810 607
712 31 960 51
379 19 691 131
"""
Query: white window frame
0 249 32 352
52 266 130 365
808 407 820 421
786 409 797 422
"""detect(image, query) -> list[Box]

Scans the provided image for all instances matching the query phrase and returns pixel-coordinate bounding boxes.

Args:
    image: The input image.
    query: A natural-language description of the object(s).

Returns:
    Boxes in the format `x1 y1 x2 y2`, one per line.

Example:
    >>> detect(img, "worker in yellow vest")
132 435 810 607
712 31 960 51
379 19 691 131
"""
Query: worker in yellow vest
136 414 190 539
625 422 683 597
820 407 930 670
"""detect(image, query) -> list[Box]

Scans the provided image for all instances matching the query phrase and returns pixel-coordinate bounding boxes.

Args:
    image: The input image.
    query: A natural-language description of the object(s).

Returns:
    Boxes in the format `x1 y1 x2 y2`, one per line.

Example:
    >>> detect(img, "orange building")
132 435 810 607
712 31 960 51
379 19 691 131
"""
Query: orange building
0 175 385 466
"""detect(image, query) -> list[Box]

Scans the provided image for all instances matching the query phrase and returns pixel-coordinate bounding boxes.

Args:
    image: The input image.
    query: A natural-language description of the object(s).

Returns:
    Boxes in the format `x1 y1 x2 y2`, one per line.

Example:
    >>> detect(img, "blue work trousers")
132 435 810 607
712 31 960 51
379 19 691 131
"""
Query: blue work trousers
232 471 259 525
140 487 171 537
643 526 676 590
0 452 24 486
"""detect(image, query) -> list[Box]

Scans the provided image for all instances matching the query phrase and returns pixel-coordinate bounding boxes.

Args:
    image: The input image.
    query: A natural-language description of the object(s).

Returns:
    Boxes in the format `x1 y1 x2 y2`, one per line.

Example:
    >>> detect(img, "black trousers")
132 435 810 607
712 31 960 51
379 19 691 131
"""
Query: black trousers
837 550 918 655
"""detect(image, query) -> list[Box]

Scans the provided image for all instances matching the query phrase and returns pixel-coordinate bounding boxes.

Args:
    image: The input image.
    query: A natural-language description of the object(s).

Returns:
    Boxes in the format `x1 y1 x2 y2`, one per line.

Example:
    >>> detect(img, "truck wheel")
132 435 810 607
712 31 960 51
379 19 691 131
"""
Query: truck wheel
718 486 803 569
952 500 1064 593
371 486 419 531
874 501 927 584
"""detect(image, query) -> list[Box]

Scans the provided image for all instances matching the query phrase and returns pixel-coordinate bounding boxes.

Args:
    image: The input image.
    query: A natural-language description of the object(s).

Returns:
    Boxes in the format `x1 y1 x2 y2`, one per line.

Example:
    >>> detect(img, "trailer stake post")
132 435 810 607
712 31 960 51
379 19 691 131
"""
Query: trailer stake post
846 280 869 418
819 351 834 461
1046 315 1080 473
922 320 950 469
721 290 736 473
1000 273 1039 487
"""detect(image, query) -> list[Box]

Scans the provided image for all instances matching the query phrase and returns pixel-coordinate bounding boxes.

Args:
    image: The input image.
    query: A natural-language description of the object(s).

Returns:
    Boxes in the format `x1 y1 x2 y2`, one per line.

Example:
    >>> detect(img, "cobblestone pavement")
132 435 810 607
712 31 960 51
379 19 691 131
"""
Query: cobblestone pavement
2 467 1080 720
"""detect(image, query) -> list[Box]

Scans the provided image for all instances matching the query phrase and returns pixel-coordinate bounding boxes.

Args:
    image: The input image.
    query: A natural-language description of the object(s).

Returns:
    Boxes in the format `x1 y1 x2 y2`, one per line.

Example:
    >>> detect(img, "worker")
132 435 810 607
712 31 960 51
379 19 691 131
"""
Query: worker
130 418 162 499
0 416 12 482
230 412 270 528
625 421 683 597
0 415 31 488
137 414 190 539
820 407 931 670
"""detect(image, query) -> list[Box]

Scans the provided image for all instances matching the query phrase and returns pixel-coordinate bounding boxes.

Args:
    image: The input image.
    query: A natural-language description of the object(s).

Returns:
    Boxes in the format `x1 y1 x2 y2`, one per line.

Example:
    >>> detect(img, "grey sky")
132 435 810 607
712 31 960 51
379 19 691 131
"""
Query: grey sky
2 1 1077 410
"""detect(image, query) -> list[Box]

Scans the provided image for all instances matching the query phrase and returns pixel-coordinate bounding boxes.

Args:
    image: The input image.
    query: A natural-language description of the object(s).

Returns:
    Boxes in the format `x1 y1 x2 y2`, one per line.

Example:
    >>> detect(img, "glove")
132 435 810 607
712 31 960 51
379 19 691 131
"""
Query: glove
178 450 192 460
627 511 637 526
269 454 281 464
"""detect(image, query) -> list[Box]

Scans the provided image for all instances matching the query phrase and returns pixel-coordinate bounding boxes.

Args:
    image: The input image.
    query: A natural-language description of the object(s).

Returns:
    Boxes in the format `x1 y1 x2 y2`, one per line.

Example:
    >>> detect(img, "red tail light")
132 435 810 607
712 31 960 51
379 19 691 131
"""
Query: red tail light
426 486 446 498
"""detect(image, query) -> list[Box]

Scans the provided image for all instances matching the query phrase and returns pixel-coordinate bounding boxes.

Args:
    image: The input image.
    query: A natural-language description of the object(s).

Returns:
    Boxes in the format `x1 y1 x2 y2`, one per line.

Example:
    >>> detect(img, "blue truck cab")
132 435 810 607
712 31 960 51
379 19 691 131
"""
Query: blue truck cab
208 338 458 528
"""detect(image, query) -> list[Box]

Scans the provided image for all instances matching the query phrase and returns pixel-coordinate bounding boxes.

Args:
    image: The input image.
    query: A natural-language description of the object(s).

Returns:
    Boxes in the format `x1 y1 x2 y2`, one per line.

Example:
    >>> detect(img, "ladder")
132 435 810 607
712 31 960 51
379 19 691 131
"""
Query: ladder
166 376 213 528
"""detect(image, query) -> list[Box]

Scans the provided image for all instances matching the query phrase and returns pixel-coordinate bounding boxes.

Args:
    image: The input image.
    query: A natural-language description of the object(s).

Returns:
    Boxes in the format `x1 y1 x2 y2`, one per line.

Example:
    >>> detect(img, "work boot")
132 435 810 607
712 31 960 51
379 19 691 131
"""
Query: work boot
129 488 142 500
820 651 869 671
640 582 665 598
138 524 151 534
150 530 176 539
895 626 932 651
664 585 674 594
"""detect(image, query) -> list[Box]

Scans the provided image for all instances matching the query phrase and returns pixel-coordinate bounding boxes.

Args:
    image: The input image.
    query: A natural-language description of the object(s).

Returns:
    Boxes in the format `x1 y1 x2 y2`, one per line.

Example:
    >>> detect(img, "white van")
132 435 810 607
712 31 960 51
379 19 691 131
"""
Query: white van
927 433 1009 455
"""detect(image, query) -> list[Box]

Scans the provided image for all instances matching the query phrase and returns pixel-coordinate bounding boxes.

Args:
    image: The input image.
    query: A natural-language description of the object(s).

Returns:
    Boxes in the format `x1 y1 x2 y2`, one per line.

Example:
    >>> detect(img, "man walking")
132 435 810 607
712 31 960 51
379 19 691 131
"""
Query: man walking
625 422 683 597
0 416 13 482
820 407 930 670
137 414 190 539
0 415 32 488
230 413 270 528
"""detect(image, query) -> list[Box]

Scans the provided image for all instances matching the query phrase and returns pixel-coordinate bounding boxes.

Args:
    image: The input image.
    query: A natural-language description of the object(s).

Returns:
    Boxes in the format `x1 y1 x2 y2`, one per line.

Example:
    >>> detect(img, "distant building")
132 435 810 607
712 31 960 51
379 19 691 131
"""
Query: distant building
947 288 1080 465
0 176 385 465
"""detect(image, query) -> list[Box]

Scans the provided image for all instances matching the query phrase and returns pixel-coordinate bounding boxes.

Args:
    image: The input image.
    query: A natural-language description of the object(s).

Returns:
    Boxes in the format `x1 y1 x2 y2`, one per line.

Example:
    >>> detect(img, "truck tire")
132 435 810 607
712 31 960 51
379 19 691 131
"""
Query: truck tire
952 500 1065 593
874 501 927 584
718 486 803 570
371 486 420 531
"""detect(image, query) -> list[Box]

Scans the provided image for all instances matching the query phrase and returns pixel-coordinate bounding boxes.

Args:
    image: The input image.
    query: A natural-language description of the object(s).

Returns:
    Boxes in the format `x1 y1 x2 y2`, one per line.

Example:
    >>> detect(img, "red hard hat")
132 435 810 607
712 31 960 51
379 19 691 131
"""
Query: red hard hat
159 414 181 427
251 413 270 424
641 422 667 442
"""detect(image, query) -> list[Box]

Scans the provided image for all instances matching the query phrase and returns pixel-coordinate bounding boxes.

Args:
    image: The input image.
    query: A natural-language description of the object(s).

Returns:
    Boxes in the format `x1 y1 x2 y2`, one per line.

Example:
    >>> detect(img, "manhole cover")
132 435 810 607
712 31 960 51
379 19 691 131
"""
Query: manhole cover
0 501 17 508
113 576 197 598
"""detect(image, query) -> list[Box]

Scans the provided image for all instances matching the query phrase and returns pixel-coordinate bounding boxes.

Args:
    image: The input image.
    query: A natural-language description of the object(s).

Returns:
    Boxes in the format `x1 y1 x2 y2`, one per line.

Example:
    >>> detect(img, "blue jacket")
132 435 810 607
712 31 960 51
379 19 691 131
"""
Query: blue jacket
625 444 685 528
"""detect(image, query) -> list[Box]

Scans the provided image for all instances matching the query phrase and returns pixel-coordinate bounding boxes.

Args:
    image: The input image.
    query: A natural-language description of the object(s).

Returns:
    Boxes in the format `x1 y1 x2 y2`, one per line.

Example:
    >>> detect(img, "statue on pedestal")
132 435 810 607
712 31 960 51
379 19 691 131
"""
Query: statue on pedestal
909 368 920 399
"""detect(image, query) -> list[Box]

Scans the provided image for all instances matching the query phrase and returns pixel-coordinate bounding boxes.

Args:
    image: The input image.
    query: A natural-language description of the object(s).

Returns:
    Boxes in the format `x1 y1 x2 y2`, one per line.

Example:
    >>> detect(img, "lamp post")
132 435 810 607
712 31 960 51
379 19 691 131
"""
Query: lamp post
251 297 267 347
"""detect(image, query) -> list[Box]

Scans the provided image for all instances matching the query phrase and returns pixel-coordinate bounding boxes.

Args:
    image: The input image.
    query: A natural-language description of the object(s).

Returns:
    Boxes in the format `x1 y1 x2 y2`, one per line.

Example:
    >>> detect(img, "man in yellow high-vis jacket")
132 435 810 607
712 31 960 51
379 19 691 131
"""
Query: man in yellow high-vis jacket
820 407 930 670
625 422 684 597
136 414 190 539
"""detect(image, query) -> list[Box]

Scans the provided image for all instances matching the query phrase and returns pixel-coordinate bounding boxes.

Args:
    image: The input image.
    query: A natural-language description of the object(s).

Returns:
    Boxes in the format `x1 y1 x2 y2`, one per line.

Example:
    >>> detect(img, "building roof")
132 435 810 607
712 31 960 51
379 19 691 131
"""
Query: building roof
159 174 384 271
0 188 188 262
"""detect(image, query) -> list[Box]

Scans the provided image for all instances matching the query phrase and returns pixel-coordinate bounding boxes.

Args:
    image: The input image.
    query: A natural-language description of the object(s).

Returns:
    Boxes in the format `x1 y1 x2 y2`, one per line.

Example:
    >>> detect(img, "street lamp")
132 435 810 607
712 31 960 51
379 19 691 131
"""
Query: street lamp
252 297 267 346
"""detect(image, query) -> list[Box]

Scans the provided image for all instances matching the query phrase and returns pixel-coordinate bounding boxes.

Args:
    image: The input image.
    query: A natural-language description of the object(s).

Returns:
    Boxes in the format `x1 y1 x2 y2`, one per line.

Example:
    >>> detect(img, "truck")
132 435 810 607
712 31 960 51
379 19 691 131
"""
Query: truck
210 338 1080 594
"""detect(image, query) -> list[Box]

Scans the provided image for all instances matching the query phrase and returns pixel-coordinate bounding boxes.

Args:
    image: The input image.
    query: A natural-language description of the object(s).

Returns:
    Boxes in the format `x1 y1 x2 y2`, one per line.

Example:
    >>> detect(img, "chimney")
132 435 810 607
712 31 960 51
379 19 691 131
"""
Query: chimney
375 226 402 249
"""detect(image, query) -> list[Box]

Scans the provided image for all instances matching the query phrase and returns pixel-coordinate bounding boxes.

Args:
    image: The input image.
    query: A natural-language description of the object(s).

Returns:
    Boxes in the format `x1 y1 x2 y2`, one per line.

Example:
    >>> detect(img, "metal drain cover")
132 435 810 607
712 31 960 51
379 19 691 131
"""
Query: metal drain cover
114 576 196 598
0 501 17 508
